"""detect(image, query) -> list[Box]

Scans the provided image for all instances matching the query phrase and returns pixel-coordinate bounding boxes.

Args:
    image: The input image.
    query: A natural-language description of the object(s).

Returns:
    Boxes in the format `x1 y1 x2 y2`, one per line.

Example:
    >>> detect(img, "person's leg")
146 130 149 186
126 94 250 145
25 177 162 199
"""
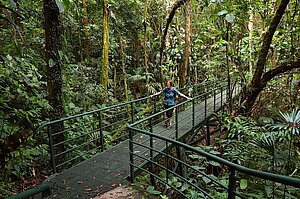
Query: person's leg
167 107 174 129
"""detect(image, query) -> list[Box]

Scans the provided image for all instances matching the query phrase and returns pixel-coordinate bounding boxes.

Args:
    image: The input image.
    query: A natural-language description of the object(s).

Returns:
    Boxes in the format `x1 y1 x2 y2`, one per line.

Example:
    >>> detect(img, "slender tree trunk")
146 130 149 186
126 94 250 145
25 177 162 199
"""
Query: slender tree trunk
101 0 109 102
43 0 64 157
144 0 149 96
175 17 182 83
114 64 117 98
120 36 129 101
75 3 84 62
179 0 191 88
83 0 90 60
248 10 254 77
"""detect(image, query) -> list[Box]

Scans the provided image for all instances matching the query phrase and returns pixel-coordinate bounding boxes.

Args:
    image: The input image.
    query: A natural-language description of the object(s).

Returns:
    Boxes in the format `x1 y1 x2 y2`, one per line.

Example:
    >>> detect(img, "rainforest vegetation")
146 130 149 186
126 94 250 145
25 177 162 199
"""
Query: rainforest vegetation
0 0 299 198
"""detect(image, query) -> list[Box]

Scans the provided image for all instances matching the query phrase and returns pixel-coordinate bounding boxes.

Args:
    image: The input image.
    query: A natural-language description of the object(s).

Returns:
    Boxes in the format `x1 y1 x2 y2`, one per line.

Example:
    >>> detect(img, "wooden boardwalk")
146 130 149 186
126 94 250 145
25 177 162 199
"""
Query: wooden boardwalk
45 88 239 198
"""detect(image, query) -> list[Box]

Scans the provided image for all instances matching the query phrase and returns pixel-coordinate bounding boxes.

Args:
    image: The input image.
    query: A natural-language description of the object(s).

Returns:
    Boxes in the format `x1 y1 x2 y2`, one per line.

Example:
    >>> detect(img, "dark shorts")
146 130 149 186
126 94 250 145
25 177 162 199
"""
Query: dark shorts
164 104 174 118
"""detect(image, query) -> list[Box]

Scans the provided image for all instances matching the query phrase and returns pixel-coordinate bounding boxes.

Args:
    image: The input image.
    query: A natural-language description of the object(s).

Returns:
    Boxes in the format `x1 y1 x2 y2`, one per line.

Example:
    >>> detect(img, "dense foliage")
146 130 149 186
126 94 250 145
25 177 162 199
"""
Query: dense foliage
0 0 299 197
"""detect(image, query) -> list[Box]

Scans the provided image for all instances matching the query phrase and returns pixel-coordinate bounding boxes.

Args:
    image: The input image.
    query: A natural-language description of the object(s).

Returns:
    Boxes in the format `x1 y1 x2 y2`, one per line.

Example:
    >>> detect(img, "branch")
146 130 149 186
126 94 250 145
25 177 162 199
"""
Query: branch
261 59 300 86
159 0 188 65
251 0 290 86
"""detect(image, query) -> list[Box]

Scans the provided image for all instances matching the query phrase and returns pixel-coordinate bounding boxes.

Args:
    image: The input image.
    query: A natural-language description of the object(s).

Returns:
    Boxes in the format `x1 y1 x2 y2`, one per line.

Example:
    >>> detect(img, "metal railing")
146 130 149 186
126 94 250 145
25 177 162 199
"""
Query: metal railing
39 79 226 173
6 185 51 199
128 82 300 198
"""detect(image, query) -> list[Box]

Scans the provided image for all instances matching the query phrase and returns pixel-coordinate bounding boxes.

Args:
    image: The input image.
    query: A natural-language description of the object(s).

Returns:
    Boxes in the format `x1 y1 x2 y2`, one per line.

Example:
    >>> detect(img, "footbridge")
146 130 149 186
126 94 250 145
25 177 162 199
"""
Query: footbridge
7 79 300 199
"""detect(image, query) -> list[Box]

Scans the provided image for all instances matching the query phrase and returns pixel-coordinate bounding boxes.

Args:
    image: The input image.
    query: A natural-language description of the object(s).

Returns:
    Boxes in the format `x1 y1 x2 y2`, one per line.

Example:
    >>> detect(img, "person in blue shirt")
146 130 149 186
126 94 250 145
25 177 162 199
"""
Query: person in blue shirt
151 80 192 129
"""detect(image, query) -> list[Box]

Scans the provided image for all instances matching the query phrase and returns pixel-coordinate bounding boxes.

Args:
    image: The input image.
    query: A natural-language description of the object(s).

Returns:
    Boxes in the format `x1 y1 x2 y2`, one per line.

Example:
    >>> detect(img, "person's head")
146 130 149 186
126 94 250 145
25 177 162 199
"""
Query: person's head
166 80 172 89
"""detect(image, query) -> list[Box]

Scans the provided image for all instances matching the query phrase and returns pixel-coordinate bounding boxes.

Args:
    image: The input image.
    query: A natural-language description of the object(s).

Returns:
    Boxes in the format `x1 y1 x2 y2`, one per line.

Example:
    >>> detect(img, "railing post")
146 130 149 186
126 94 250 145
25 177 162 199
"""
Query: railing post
221 86 223 112
48 126 57 173
213 89 216 112
204 94 210 146
130 102 134 123
99 111 104 152
149 119 155 186
204 94 207 121
129 129 134 183
175 107 179 140
228 168 236 199
165 141 169 184
192 98 195 133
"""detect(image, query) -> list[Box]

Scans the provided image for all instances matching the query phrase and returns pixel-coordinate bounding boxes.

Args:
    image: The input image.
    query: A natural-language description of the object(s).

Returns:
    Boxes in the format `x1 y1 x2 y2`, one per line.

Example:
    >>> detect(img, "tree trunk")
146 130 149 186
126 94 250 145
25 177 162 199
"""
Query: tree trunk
83 0 90 60
248 9 254 77
120 36 129 101
75 3 84 62
43 0 64 157
179 0 191 88
241 0 291 113
143 0 149 96
101 0 109 102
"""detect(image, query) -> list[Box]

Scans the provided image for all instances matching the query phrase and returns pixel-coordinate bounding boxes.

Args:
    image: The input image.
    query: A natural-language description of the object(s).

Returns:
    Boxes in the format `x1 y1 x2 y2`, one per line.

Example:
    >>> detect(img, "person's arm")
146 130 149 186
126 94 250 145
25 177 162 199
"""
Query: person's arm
178 91 192 100
150 90 162 97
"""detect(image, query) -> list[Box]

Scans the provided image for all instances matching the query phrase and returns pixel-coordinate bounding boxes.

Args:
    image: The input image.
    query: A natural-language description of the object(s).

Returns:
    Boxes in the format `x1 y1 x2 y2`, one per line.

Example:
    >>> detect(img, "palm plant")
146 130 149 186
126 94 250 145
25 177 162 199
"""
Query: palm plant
267 109 300 172
268 109 300 139
267 109 300 198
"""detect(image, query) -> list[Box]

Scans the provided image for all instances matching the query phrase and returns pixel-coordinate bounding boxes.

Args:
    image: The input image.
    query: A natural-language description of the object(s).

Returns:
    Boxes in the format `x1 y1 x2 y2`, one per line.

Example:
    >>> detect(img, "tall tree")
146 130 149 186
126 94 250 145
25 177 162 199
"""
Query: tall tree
119 36 129 101
241 0 300 113
143 0 149 95
101 0 109 101
159 0 188 84
43 0 64 155
179 0 191 88
43 0 64 120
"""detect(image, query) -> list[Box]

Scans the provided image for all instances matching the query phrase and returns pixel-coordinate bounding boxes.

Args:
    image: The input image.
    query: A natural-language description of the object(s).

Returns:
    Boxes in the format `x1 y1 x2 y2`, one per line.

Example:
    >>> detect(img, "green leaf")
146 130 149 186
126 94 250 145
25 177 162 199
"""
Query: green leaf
189 154 204 159
218 10 228 16
209 161 220 167
48 58 56 68
240 179 247 189
7 54 13 61
210 150 221 155
225 14 235 23
202 176 211 184
146 186 161 195
69 102 75 109
14 165 20 172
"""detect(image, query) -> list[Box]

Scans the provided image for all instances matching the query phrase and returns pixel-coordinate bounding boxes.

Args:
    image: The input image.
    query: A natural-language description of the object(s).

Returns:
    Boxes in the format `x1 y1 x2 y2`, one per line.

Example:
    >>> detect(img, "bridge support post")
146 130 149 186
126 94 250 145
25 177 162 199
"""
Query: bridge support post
204 95 210 146
176 146 187 178
228 168 236 199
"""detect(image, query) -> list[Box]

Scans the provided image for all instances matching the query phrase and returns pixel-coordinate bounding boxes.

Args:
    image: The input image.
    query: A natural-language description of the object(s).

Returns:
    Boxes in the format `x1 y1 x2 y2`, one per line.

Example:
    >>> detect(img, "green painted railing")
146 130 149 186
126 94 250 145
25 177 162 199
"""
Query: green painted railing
128 82 300 198
6 185 51 199
39 79 226 173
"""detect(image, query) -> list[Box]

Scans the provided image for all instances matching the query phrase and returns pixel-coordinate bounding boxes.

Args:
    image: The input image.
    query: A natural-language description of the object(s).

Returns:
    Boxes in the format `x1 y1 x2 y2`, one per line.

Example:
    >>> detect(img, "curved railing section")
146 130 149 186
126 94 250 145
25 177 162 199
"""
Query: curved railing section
128 82 300 198
5 185 51 199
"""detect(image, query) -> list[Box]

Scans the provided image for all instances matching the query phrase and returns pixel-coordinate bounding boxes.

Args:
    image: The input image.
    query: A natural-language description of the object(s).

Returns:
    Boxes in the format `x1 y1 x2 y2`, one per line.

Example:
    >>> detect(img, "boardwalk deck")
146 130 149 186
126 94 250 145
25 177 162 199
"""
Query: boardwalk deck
45 87 239 198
